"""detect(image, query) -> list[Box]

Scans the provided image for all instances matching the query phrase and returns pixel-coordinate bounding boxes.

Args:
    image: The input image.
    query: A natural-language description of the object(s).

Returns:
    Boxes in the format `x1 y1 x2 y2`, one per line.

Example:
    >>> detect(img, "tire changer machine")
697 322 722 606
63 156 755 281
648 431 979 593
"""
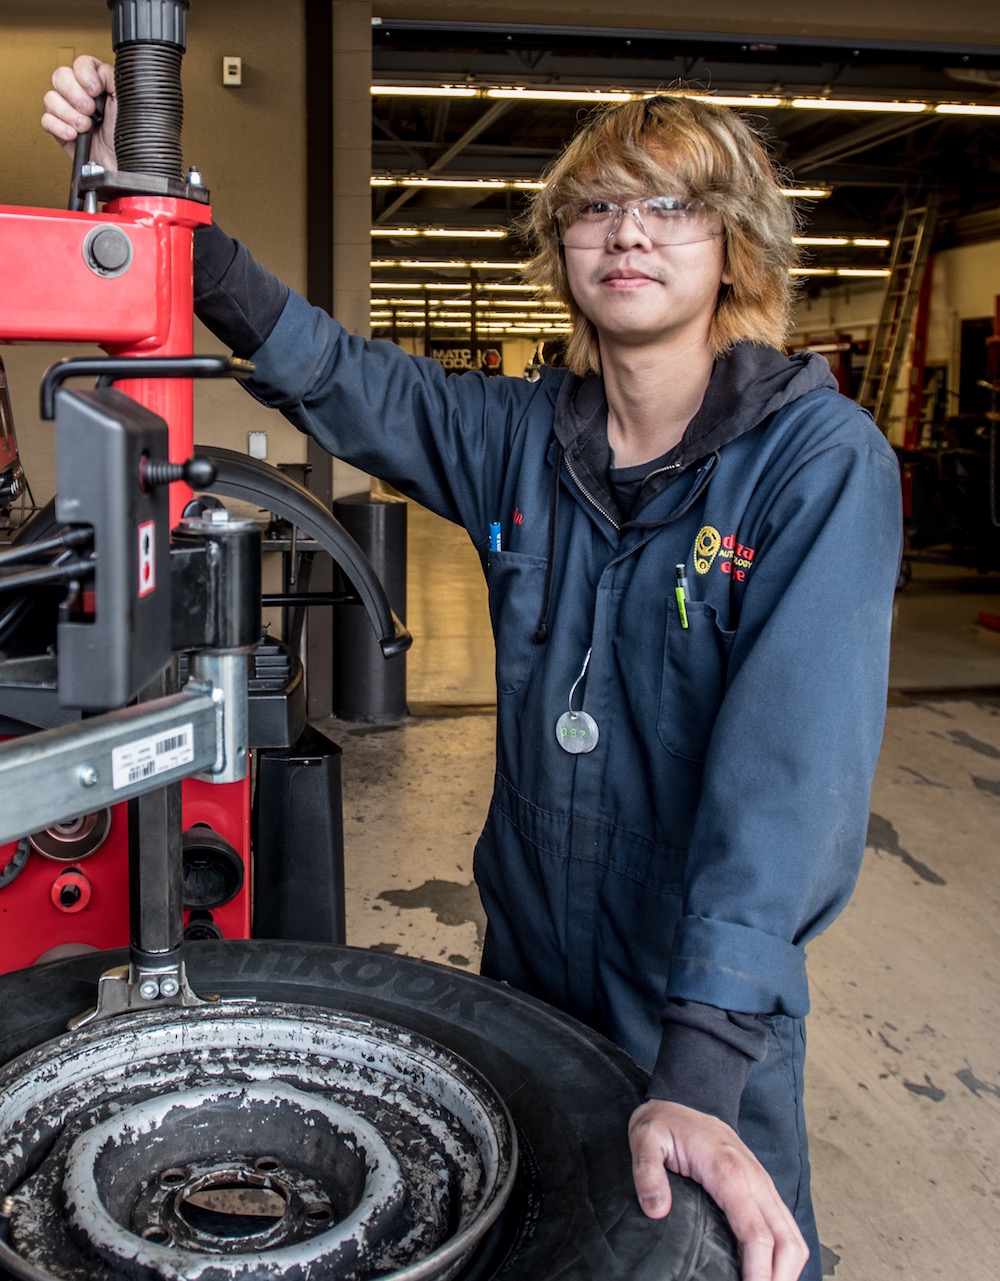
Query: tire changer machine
0 0 410 1006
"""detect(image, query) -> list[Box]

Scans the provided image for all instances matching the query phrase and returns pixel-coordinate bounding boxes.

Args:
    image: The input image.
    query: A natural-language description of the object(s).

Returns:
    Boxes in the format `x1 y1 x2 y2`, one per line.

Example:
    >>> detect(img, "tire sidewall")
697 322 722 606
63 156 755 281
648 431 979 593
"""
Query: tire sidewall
0 941 738 1281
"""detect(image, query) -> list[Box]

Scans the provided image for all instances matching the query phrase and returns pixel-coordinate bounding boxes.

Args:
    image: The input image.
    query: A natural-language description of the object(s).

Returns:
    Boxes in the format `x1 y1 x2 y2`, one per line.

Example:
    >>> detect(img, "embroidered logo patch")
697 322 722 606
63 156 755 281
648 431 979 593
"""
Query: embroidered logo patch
694 525 721 574
694 526 756 582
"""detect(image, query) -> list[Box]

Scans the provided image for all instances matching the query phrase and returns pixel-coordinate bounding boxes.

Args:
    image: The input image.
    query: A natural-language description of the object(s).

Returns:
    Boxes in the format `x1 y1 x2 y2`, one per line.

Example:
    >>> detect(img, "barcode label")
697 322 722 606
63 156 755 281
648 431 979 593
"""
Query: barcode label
112 722 195 790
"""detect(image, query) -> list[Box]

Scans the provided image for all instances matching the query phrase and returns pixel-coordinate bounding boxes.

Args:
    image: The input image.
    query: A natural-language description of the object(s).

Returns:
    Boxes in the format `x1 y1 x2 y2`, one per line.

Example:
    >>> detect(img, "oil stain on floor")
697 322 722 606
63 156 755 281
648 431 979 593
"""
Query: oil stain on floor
378 878 486 949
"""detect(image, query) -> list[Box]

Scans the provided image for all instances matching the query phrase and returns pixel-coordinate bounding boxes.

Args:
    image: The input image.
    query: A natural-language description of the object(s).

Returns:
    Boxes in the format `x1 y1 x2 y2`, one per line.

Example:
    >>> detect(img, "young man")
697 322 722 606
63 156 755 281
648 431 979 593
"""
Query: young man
44 64 903 1281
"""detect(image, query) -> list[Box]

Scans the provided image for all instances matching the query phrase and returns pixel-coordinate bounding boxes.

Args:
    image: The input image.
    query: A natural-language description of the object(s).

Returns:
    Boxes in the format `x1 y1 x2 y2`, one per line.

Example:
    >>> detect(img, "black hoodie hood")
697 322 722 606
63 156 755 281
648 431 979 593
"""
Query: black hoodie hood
552 342 840 526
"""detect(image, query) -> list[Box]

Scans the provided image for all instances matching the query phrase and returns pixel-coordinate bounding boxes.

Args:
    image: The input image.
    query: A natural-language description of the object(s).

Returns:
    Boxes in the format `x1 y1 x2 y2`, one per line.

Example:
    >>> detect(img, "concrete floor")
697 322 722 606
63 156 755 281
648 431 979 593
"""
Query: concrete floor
318 502 1000 1281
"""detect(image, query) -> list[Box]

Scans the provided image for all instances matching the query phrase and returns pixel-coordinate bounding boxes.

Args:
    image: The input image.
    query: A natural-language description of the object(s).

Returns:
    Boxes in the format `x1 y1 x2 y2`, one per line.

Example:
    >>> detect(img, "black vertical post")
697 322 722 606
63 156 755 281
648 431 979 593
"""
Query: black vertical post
128 663 184 969
303 0 336 717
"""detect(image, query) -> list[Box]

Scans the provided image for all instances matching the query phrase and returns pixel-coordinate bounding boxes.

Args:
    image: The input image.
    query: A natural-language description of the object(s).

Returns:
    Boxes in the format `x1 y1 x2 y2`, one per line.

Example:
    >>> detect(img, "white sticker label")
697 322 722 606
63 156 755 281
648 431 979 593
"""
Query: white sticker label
112 723 195 790
138 520 155 597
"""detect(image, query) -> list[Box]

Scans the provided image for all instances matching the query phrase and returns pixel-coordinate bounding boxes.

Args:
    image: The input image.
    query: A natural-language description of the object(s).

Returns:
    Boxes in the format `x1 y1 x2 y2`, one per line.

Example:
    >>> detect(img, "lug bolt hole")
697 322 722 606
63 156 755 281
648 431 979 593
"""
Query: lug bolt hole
142 1225 171 1244
159 1167 188 1187
253 1156 282 1173
304 1200 334 1223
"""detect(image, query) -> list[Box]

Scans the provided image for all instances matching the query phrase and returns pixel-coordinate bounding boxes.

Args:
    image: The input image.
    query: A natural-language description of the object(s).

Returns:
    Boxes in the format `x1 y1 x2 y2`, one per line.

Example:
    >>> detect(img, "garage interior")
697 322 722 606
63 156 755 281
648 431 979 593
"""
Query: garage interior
2 2 1000 1280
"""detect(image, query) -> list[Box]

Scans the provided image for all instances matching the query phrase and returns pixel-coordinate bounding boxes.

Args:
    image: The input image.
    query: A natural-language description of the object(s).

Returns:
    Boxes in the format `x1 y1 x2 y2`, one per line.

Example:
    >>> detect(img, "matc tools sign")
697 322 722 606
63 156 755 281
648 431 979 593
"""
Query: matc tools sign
428 346 502 375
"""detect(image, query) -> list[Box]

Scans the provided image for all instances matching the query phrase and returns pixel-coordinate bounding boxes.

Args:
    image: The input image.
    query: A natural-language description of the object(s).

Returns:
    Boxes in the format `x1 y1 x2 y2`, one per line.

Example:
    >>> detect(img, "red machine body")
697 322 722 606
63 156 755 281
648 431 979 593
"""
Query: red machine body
0 777 250 973
0 192 257 973
0 196 209 526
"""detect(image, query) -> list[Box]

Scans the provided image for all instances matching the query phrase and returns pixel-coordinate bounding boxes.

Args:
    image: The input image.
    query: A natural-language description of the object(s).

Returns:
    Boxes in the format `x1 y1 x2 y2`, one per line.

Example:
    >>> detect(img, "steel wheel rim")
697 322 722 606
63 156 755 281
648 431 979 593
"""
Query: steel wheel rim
0 1000 516 1280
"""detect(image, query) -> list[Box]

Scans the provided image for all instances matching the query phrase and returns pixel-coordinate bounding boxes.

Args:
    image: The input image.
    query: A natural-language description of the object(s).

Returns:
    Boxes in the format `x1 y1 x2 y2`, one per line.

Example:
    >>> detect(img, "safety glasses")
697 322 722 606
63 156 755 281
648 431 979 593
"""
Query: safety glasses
556 196 721 248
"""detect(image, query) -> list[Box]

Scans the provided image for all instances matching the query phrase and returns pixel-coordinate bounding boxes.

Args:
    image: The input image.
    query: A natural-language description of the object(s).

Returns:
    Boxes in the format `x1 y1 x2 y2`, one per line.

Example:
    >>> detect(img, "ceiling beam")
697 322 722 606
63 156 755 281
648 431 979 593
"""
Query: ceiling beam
374 99 516 223
792 115 938 172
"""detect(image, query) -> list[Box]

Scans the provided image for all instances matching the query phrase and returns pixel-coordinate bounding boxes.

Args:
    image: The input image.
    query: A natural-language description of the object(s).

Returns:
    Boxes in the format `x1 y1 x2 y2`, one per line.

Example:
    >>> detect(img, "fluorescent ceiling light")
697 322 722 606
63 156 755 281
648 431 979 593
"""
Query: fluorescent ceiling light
371 260 471 270
794 236 890 249
372 176 504 189
790 97 927 113
373 85 477 98
373 295 445 306
378 296 467 306
934 102 1000 117
371 176 544 190
371 227 507 239
486 88 632 102
478 298 565 310
373 177 825 201
677 92 783 108
789 266 891 278
372 259 527 270
780 187 833 199
371 282 477 293
468 310 532 320
373 86 993 118
424 228 506 239
369 319 573 335
381 228 888 249
374 313 569 324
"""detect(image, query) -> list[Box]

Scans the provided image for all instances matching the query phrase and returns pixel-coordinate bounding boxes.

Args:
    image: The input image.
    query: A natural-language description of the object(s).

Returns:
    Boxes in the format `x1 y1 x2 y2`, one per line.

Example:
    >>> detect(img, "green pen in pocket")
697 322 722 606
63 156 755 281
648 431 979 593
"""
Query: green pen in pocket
674 563 689 630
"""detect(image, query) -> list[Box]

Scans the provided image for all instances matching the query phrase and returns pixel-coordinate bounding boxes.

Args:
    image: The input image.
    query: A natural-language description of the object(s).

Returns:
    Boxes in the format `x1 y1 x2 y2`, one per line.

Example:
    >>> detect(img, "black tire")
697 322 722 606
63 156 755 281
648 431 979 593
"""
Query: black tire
0 941 738 1281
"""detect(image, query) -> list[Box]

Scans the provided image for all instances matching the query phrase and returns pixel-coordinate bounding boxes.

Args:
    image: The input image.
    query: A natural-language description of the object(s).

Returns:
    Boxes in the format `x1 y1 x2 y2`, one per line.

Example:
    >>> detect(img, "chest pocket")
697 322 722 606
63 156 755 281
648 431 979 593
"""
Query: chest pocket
487 550 549 694
656 600 736 761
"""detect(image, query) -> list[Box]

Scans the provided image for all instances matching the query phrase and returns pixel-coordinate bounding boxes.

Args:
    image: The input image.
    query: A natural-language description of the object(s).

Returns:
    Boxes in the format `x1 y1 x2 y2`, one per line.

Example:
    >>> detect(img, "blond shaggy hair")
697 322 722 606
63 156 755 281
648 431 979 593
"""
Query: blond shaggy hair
525 94 800 376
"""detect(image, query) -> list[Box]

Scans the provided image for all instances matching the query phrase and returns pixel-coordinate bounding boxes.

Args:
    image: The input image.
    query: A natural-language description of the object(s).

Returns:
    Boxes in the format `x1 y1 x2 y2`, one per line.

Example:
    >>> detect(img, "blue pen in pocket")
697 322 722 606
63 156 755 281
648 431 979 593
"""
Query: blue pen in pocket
489 521 502 553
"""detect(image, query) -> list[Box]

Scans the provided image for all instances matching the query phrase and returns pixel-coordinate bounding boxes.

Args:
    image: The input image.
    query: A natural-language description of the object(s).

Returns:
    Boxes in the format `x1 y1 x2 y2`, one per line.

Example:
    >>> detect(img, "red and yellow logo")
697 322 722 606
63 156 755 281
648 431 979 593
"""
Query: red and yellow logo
694 526 756 582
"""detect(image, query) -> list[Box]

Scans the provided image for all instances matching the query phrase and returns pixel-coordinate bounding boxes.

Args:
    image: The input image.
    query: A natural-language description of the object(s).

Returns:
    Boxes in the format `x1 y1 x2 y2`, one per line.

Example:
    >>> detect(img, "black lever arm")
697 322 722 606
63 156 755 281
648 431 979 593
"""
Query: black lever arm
68 91 107 212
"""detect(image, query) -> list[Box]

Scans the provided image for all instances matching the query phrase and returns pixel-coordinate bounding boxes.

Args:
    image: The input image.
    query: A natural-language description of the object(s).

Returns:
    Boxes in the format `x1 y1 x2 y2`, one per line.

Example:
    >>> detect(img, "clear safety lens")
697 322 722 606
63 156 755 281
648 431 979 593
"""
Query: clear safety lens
557 196 720 248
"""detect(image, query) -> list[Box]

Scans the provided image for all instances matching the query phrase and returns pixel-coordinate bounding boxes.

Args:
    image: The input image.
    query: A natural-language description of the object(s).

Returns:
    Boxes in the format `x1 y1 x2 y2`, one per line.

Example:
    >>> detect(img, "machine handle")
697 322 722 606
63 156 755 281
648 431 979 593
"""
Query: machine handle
40 355 254 421
68 91 107 212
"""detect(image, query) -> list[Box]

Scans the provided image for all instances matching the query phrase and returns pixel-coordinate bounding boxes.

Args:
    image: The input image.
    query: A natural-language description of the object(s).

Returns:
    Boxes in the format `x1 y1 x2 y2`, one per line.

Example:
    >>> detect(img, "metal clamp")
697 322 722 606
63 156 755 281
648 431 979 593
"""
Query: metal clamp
68 959 219 1031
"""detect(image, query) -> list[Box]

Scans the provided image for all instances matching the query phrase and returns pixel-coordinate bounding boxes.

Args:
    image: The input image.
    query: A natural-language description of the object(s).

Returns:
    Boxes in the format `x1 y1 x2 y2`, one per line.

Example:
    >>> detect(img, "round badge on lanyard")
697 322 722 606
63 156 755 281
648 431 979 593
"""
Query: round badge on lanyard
555 648 599 754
